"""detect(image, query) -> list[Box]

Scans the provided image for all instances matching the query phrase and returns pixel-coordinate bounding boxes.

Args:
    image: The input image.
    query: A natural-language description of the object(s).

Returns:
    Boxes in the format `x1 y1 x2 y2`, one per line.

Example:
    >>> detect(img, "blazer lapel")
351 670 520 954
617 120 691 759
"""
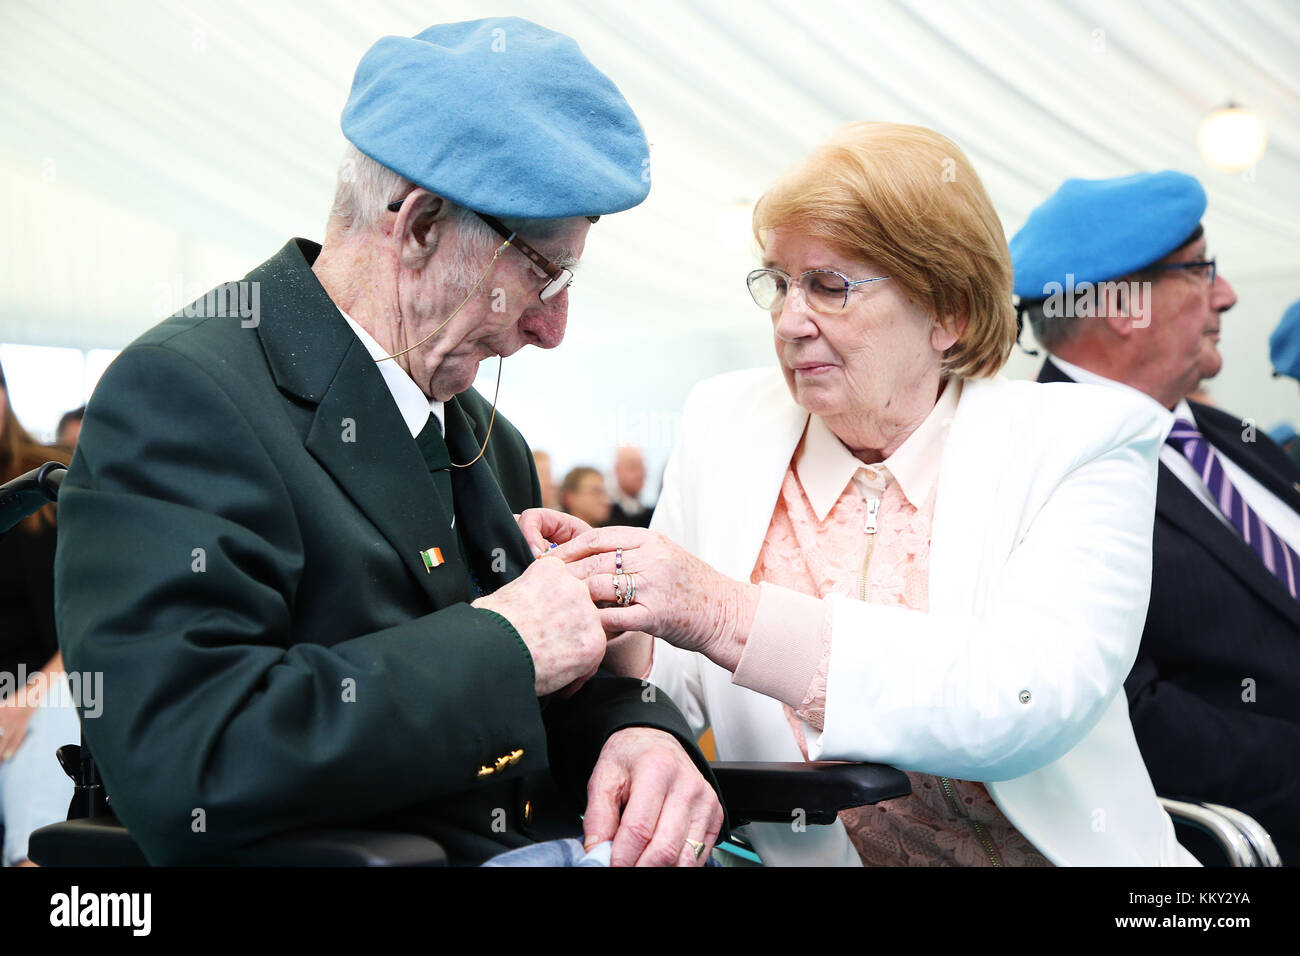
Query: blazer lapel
251 239 472 609
927 378 1014 616
442 397 533 592
305 358 473 608
705 375 809 582
1154 464 1300 628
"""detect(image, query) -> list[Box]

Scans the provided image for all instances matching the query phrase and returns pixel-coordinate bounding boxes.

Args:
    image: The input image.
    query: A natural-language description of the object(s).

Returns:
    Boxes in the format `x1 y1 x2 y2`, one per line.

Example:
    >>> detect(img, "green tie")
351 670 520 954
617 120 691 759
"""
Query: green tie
415 415 454 516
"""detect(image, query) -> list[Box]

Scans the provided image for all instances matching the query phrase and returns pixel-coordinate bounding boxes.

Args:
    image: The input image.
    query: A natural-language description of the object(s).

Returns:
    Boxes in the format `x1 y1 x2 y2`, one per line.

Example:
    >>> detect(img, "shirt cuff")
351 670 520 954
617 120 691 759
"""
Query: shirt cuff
731 583 826 707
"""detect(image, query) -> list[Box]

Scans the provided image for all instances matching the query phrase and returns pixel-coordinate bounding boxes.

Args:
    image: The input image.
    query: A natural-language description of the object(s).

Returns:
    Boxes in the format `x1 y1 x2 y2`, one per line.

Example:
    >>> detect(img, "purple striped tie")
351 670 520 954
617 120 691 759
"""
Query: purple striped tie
1166 418 1300 600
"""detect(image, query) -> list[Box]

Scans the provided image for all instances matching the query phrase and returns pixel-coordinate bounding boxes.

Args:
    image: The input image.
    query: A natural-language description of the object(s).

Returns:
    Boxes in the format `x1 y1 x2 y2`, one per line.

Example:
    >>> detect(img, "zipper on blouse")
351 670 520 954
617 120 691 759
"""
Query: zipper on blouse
939 776 1003 866
859 497 880 602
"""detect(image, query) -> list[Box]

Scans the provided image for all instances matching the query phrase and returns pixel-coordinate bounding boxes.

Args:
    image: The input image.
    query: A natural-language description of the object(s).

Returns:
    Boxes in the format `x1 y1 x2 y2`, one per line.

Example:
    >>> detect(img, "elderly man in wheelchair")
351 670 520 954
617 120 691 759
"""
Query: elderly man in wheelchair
2 16 1284 870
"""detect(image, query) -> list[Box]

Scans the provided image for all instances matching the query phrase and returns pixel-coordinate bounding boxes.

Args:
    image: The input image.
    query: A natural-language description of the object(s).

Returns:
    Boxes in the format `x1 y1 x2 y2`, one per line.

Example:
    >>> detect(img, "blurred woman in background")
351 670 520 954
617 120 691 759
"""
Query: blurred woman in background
0 359 78 866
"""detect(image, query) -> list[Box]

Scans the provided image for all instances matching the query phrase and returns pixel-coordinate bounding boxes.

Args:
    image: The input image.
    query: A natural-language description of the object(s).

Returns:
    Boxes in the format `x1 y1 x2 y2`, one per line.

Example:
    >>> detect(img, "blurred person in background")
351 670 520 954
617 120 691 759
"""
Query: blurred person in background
0 359 79 866
1270 298 1300 471
561 466 612 528
55 405 85 451
609 446 653 528
532 450 560 511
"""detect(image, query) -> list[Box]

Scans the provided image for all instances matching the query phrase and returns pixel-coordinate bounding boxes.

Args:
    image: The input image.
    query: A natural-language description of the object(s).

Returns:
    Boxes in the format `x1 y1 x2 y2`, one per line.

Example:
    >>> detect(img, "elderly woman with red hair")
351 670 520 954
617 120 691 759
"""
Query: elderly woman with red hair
532 123 1196 866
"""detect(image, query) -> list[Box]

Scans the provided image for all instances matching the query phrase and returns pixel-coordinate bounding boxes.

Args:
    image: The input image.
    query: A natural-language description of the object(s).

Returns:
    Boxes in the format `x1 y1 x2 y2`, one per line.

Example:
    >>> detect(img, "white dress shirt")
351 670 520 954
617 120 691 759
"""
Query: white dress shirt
1049 355 1300 554
339 310 445 438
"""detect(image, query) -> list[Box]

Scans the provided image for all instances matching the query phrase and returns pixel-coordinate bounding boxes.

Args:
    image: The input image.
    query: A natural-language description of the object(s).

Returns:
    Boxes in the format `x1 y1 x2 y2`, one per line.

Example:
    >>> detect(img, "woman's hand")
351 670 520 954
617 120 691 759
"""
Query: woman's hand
515 508 593 558
551 527 759 671
0 688 37 762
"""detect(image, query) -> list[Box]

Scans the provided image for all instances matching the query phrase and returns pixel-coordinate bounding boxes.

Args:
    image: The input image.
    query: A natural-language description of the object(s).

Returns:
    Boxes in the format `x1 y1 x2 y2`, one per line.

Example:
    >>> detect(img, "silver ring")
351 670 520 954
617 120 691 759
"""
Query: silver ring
615 547 623 574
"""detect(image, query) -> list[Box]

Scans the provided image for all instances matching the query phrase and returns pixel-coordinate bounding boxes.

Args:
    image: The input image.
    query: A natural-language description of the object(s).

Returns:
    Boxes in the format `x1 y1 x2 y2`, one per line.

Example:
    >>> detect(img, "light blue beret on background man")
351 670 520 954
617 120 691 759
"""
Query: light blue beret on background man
1014 171 1300 864
1269 299 1300 470
55 17 726 867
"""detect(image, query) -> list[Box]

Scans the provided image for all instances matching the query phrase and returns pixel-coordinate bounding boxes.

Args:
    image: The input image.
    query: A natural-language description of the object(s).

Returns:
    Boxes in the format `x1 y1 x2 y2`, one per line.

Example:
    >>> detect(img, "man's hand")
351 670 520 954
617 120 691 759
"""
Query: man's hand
516 507 593 558
583 727 724 867
473 555 606 697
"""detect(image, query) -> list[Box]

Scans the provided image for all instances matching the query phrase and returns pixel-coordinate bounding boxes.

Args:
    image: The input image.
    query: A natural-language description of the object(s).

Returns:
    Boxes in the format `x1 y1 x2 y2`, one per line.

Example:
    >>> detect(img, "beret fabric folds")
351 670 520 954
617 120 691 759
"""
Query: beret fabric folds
1010 171 1207 300
342 17 650 220
1270 299 1300 380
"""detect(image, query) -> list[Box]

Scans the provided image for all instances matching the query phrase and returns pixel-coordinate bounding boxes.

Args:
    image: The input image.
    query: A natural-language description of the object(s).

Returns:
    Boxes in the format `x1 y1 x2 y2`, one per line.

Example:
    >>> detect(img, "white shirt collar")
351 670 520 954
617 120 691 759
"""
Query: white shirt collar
1049 354 1175 426
339 310 445 438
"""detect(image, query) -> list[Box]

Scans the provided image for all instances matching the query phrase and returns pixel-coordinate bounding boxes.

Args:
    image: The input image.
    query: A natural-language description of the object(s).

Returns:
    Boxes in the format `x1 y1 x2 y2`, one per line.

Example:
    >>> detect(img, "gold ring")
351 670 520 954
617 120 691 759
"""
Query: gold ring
684 838 707 860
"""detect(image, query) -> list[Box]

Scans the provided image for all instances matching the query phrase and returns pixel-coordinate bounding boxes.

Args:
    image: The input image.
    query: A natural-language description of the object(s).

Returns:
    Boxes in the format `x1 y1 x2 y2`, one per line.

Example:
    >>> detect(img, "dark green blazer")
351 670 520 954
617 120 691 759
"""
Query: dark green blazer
56 239 718 865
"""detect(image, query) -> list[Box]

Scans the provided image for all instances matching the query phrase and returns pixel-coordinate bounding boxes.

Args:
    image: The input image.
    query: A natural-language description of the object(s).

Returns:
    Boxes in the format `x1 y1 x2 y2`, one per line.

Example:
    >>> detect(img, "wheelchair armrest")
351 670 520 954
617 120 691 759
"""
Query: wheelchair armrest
240 828 448 866
29 817 150 867
1202 802 1284 867
29 817 448 867
1159 797 1267 867
711 761 911 827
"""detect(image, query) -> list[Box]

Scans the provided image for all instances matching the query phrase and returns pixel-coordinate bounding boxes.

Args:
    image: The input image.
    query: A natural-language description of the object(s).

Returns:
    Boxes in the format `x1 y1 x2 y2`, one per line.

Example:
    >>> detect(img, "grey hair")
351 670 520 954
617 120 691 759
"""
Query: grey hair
326 143 580 289
1023 300 1087 354
1023 278 1146 353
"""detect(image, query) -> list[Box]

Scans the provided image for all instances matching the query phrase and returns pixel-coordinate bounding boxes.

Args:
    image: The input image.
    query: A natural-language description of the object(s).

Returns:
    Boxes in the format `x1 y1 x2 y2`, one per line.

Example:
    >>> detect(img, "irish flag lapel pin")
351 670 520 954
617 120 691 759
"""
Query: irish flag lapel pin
420 547 445 573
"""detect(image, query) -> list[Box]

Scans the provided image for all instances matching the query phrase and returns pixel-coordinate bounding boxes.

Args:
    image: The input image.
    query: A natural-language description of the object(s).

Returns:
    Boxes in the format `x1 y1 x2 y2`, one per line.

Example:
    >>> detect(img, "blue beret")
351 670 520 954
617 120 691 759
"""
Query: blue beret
342 18 649 220
1270 299 1300 379
1009 171 1207 300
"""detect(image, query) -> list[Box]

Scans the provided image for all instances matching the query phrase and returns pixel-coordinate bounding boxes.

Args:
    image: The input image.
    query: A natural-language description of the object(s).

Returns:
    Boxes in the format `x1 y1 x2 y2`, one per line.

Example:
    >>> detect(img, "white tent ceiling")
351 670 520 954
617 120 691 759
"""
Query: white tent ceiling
2 0 1298 473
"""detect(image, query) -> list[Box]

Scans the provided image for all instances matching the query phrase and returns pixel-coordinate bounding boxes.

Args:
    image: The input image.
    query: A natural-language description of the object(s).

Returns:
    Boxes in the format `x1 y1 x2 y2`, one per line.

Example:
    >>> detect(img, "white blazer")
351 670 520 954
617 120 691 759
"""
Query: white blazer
647 368 1198 866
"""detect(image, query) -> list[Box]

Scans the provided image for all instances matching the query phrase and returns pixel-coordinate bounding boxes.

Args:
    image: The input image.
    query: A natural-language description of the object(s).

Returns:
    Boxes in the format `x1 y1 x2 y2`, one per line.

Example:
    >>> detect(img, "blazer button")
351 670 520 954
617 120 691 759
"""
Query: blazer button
523 800 533 825
1018 690 1032 704
476 764 495 778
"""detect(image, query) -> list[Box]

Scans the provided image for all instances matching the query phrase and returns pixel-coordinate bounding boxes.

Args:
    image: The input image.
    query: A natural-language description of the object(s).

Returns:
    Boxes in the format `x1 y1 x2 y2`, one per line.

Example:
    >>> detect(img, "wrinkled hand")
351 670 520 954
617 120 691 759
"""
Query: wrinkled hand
0 692 36 762
583 727 724 867
551 527 757 669
472 555 606 697
515 508 593 559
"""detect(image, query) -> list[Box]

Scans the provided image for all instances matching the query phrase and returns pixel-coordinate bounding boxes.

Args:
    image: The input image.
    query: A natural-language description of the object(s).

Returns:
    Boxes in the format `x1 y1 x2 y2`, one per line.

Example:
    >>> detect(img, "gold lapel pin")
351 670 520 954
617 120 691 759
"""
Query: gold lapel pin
421 547 445 572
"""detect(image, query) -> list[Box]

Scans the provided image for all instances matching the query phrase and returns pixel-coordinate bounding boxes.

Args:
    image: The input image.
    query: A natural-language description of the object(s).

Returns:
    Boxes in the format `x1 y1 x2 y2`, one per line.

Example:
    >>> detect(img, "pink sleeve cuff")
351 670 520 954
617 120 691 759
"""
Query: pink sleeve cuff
731 583 827 707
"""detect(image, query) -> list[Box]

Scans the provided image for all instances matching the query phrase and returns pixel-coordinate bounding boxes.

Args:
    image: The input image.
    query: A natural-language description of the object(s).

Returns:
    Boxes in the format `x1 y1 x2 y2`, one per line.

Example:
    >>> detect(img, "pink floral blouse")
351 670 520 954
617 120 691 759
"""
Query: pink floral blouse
736 379 1050 867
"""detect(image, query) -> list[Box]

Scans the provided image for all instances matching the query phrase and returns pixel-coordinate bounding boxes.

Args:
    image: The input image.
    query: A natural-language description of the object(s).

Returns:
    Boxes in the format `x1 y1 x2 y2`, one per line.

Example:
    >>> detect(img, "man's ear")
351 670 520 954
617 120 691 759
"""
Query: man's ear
395 191 450 270
1097 280 1142 339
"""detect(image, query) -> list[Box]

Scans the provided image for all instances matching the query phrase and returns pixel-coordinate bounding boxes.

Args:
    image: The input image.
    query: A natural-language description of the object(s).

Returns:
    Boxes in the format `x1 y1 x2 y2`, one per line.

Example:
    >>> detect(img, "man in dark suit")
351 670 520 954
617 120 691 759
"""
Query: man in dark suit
55 18 724 867
1011 171 1300 864
608 446 654 528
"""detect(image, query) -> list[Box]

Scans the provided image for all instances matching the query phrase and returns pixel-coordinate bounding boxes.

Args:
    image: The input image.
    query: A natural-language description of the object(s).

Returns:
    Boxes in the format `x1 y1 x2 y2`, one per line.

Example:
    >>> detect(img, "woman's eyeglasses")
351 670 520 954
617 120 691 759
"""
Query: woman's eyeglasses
747 268 890 314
